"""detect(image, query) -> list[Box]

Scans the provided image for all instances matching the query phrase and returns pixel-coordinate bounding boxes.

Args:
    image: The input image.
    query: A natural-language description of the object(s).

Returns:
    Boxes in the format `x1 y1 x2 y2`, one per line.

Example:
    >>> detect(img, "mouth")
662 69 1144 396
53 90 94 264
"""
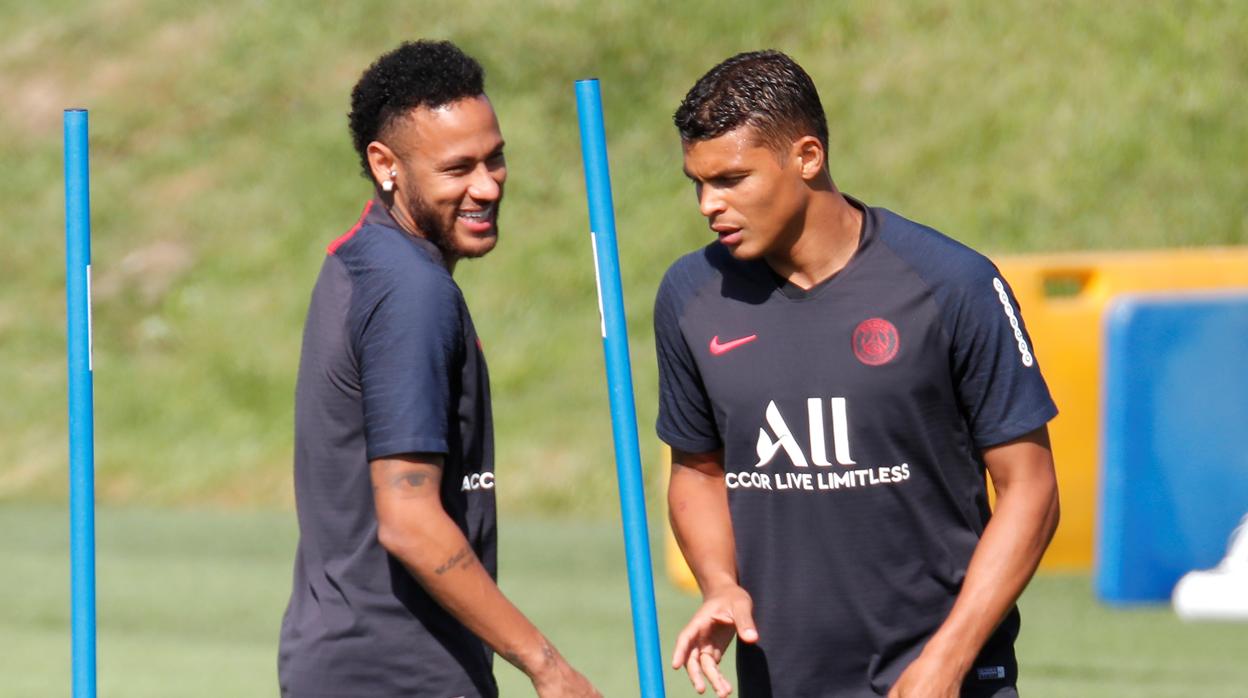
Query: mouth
711 222 743 245
457 203 497 233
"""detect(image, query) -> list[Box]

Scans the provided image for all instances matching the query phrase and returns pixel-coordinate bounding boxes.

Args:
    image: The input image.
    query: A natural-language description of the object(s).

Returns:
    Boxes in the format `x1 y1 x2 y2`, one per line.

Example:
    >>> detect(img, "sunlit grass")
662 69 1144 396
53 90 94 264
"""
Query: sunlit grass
1 0 1244 512
4 506 1246 696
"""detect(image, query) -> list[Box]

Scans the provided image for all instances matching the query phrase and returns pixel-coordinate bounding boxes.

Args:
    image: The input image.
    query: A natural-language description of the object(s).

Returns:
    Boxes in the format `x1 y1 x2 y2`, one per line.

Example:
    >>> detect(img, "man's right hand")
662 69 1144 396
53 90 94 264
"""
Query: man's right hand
671 584 758 697
529 659 602 698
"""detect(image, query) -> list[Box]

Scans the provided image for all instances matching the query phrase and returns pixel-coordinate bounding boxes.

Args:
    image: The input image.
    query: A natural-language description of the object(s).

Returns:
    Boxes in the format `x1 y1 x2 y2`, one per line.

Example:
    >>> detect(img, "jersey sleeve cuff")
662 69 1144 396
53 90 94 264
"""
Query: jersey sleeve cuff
657 428 722 456
366 437 449 462
972 401 1059 449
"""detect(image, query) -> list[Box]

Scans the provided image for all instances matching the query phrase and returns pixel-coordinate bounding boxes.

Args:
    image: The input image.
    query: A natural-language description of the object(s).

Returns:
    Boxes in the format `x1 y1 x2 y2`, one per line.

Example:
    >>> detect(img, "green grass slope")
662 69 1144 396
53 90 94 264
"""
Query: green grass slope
2 1 1245 511
4 506 1247 696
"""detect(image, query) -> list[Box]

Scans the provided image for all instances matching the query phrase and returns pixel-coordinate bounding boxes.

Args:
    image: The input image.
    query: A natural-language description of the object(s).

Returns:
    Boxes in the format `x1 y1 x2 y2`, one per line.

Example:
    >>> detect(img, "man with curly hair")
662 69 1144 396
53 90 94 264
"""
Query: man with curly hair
657 50 1060 697
279 40 599 698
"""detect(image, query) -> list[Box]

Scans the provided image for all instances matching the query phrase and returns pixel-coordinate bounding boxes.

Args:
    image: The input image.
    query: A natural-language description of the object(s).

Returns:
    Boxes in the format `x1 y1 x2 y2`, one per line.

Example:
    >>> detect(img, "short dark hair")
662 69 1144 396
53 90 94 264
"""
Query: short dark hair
348 40 485 179
673 50 828 155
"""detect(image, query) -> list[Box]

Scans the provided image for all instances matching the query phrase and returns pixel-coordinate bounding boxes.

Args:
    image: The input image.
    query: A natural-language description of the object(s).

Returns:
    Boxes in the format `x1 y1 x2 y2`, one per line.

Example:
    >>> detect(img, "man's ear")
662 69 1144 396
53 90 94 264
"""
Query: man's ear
793 136 825 180
366 141 399 188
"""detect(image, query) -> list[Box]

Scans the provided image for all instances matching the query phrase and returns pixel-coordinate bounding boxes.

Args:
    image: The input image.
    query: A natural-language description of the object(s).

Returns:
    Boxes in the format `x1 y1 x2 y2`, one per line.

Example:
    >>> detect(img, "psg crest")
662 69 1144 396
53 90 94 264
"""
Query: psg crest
852 318 899 366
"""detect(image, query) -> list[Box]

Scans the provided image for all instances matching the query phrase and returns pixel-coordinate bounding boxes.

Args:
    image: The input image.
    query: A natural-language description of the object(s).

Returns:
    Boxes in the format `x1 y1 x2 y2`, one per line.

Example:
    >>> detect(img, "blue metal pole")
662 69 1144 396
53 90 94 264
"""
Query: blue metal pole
64 108 97 698
574 79 666 698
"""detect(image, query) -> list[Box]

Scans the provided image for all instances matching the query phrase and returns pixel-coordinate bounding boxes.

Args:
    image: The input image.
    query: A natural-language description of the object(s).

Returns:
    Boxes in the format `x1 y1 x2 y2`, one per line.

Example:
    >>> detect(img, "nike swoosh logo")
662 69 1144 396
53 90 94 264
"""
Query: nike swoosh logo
709 334 758 356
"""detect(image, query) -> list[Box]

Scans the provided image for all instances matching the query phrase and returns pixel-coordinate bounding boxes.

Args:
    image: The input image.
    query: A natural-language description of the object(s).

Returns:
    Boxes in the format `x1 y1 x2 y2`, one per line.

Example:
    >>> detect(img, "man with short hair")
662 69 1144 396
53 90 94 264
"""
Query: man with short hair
279 40 598 698
657 50 1060 698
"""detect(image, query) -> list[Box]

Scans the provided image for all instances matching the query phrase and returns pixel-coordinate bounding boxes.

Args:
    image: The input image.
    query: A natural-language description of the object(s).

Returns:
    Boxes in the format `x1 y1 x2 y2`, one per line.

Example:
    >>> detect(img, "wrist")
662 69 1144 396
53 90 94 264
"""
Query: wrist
513 637 564 682
698 573 741 598
920 632 976 677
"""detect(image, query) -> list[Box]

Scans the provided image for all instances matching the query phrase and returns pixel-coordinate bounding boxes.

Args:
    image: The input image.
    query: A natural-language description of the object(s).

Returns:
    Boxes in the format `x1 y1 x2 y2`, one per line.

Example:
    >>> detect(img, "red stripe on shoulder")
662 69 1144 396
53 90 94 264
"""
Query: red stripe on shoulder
326 200 374 255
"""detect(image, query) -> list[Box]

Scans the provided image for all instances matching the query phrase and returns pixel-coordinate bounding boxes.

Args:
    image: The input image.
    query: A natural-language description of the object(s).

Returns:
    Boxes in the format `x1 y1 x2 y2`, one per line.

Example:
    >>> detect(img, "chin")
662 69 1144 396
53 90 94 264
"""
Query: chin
453 232 499 260
723 241 763 261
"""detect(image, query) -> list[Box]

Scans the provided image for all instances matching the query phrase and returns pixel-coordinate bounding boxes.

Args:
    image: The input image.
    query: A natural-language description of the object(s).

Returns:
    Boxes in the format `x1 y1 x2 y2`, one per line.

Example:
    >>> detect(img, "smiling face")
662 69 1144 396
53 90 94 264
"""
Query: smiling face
681 125 812 261
373 95 506 263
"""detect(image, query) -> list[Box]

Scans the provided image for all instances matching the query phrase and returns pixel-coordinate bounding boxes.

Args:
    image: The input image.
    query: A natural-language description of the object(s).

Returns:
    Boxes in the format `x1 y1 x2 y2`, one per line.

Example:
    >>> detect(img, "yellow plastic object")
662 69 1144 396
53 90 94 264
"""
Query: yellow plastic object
994 247 1248 569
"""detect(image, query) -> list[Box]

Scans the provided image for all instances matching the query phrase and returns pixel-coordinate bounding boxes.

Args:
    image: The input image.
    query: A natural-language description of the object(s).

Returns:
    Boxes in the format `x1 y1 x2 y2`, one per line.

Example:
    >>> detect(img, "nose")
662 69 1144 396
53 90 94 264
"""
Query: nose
469 163 503 201
697 183 725 218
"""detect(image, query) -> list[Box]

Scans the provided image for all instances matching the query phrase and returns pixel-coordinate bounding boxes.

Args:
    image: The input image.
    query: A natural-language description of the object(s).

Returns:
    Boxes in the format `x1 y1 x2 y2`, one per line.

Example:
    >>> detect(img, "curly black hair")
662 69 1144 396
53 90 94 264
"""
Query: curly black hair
348 40 486 180
673 50 828 155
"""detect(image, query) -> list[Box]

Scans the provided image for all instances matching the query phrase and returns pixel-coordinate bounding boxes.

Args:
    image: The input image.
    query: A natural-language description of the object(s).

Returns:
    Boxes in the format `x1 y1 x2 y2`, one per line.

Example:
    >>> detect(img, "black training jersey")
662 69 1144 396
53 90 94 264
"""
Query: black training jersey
655 196 1056 697
279 200 498 697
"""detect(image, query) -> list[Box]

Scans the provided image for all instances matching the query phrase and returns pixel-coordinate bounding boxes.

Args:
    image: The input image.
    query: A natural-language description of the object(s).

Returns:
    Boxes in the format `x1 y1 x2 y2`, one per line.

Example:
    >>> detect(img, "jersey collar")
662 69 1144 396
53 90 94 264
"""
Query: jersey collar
365 197 447 268
770 193 877 300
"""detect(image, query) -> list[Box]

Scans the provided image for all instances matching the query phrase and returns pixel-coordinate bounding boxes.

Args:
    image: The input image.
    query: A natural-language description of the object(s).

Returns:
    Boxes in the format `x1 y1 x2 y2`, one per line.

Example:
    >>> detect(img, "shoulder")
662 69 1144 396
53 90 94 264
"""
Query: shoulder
871 206 1002 296
656 243 738 312
335 226 459 303
658 244 720 291
330 231 462 352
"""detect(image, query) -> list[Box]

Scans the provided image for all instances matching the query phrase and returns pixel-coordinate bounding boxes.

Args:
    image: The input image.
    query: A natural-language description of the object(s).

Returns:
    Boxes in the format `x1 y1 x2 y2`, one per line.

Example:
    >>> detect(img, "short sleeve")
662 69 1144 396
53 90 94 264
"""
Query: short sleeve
950 266 1058 448
654 267 721 454
354 269 460 461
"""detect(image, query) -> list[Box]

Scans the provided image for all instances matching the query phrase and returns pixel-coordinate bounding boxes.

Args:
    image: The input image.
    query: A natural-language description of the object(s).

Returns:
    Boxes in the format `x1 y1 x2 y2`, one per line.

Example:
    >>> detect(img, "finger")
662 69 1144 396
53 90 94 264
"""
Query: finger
699 648 732 698
672 623 698 668
686 647 708 694
732 598 759 644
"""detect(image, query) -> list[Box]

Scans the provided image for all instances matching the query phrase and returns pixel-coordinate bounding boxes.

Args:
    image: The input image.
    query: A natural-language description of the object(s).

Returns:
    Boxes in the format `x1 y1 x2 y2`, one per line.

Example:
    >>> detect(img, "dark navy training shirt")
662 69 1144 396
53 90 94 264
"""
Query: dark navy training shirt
655 196 1057 698
279 200 498 698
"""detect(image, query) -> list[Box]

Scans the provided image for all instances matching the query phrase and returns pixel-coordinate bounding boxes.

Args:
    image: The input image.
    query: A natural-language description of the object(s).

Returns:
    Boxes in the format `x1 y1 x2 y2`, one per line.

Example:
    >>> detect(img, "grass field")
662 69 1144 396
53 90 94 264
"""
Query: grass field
2 1 1246 513
3 505 1246 697
3 4 1246 694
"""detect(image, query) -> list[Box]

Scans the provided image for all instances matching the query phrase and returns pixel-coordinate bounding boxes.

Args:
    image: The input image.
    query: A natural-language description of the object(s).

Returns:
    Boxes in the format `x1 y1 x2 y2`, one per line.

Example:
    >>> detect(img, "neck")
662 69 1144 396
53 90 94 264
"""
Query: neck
378 192 458 274
764 184 862 290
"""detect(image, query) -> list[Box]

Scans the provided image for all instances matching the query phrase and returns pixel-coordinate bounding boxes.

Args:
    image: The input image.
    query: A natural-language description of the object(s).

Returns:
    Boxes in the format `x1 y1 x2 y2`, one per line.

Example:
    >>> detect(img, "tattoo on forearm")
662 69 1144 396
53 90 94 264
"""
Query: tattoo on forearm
374 463 434 497
531 641 558 673
500 641 559 675
393 471 430 488
434 545 476 575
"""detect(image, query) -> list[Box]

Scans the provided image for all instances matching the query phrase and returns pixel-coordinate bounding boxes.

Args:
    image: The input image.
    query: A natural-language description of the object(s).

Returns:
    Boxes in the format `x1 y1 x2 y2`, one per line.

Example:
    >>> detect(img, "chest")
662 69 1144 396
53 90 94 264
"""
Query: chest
685 281 951 413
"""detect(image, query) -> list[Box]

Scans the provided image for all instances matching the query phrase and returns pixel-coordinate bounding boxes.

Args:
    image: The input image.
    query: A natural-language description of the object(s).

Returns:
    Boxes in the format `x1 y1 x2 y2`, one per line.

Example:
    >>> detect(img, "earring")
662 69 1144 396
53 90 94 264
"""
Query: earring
381 179 394 192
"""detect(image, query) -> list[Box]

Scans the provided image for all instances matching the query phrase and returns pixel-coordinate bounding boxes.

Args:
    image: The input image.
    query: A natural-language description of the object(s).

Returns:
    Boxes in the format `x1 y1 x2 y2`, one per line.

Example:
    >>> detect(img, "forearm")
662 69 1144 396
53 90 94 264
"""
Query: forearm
371 456 566 681
669 454 738 596
381 510 561 677
668 450 760 692
922 441 1060 672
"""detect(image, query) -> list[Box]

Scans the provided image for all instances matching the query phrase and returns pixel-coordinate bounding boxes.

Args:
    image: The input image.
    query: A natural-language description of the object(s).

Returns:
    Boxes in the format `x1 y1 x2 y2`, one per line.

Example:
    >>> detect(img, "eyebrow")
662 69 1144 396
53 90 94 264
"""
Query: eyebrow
437 141 506 171
683 168 746 182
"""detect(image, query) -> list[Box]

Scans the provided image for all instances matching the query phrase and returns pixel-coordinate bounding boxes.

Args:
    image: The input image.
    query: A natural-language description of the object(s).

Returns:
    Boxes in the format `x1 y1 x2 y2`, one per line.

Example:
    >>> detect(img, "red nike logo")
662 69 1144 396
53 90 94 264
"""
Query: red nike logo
709 334 758 356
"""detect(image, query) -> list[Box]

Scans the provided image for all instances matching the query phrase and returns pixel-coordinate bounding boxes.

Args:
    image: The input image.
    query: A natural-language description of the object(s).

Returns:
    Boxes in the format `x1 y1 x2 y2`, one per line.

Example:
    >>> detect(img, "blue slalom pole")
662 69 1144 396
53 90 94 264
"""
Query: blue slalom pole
64 108 97 698
575 79 666 698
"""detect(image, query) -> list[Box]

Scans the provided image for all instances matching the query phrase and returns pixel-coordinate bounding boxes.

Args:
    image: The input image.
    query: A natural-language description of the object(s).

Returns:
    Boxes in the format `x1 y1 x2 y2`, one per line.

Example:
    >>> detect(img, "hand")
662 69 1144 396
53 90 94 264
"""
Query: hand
887 650 964 698
530 658 602 698
671 584 758 697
